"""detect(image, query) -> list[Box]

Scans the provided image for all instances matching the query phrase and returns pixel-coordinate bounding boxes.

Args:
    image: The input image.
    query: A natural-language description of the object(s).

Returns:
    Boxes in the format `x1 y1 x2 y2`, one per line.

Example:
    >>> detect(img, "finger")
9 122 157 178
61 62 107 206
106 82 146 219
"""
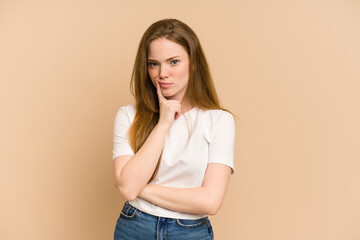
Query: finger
155 81 166 103
175 112 181 119
175 109 182 119
174 106 182 120
165 100 181 104
166 101 182 112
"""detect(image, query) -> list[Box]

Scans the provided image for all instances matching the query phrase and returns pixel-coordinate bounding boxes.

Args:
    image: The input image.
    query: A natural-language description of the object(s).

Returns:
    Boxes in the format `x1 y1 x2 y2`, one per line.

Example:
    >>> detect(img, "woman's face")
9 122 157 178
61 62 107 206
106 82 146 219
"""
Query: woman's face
147 38 190 102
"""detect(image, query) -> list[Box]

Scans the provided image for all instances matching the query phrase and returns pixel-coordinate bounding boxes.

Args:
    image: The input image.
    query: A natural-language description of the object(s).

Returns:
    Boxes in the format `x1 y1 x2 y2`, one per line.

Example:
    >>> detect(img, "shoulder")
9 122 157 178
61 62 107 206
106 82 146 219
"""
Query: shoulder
119 103 136 113
198 108 234 125
115 104 136 123
197 108 235 141
116 104 136 115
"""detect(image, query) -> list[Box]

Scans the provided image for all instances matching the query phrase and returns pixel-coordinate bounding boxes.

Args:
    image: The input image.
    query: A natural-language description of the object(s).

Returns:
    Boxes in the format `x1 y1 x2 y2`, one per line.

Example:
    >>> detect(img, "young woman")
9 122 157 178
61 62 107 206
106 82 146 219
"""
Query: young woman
112 18 235 240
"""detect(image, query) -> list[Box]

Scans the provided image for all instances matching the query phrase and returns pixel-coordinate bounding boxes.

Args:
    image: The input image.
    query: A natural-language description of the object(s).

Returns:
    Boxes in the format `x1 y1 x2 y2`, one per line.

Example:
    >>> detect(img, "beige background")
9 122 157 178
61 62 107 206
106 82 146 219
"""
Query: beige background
1 0 360 239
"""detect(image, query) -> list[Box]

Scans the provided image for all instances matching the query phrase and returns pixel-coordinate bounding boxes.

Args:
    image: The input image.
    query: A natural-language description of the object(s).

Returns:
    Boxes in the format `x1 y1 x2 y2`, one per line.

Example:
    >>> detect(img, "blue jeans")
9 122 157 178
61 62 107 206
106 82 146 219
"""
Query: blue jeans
114 201 214 240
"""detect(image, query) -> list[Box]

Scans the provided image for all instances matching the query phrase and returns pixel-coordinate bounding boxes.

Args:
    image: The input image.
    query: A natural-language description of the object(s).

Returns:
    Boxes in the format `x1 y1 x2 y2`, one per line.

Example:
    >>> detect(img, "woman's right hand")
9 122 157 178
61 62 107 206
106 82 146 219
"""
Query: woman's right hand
156 81 182 128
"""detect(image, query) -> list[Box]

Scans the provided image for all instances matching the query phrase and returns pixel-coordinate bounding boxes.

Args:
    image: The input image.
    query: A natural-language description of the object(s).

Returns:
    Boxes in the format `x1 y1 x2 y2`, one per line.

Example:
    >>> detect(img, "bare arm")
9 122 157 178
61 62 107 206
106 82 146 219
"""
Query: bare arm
113 81 181 201
138 163 232 215
113 123 169 201
138 109 235 215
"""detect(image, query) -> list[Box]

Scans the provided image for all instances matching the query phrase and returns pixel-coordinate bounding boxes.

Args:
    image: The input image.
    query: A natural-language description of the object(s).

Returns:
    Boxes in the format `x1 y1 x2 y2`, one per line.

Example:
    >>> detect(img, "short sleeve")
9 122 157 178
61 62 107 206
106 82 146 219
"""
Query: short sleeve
208 111 235 174
112 106 135 160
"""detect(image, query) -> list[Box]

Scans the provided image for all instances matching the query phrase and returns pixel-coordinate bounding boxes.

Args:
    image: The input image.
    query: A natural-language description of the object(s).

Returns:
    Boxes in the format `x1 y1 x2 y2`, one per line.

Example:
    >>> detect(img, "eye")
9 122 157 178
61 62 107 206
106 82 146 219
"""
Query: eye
170 59 179 65
148 62 158 67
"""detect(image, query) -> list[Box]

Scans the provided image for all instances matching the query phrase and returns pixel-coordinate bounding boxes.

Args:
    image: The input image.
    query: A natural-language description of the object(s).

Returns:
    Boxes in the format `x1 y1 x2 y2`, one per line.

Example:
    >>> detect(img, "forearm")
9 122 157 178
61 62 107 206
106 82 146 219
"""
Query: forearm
117 124 170 200
138 184 223 216
138 164 232 215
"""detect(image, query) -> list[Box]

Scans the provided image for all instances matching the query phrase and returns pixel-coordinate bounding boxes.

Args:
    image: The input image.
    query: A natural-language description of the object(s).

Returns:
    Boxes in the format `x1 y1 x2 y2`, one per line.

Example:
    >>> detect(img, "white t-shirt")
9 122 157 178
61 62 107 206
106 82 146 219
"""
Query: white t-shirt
113 104 235 219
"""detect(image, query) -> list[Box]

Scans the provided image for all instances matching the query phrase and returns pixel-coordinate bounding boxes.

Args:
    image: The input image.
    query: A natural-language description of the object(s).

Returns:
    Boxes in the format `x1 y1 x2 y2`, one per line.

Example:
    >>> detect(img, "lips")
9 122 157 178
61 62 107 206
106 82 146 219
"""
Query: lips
159 82 172 88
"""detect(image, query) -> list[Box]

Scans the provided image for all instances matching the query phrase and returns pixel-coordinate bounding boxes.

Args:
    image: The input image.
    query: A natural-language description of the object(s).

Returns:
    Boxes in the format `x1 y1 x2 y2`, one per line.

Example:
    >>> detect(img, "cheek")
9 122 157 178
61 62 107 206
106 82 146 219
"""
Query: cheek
177 65 189 81
148 69 156 81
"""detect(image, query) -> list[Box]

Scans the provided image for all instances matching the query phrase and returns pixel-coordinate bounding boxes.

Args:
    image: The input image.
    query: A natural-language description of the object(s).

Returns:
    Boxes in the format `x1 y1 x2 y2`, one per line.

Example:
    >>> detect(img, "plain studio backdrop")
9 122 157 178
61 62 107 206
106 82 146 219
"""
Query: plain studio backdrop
1 0 359 239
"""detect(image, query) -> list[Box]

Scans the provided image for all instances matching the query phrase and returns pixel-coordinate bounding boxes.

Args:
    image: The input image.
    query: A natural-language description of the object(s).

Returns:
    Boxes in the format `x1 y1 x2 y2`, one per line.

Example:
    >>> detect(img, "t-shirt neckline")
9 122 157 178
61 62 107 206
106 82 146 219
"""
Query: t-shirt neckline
180 107 197 117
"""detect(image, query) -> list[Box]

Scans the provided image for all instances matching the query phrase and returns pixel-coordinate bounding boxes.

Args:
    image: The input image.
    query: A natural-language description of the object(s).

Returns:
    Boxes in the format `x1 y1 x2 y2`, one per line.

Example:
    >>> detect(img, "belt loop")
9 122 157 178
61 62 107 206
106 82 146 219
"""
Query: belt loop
124 201 130 214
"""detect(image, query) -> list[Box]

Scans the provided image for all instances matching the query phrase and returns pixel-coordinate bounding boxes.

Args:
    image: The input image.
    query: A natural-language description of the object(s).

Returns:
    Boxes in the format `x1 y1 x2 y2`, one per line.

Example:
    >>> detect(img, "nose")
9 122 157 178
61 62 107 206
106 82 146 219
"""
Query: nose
159 65 169 79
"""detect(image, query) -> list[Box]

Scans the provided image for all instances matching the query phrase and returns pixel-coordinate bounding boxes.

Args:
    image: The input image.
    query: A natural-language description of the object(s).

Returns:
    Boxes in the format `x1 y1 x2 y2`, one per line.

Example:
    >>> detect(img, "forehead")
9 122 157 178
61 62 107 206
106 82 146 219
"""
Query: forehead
147 38 188 60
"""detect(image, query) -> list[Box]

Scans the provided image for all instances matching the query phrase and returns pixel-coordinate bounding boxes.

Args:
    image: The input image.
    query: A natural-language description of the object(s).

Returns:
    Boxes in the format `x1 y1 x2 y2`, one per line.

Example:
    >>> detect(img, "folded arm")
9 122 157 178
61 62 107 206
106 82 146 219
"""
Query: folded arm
113 123 169 201
138 163 232 215
113 82 185 201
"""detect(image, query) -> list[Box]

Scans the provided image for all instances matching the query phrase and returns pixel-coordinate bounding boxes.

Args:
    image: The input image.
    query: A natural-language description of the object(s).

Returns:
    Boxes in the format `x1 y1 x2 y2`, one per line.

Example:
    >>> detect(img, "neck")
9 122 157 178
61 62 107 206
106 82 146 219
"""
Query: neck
180 99 194 114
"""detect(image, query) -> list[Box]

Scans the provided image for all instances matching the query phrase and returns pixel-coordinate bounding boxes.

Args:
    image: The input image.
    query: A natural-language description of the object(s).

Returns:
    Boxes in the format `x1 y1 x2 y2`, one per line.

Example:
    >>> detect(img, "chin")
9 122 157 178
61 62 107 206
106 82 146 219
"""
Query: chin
162 91 174 98
164 94 176 100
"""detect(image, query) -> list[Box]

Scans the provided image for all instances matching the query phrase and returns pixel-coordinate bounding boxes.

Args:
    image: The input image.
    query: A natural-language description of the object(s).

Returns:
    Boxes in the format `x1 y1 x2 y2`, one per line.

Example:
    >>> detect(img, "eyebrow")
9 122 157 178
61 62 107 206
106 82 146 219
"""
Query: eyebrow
147 56 181 62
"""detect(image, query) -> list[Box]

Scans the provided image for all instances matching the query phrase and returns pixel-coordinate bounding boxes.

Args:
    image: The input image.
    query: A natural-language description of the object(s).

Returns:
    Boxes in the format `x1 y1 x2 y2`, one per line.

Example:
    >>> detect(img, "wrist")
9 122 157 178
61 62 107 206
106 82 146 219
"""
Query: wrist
155 122 171 132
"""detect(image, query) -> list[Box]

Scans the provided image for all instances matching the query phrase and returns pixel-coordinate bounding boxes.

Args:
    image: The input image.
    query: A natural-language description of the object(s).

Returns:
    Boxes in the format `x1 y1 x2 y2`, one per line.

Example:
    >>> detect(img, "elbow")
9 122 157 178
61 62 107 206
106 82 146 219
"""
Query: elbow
117 185 138 202
204 198 222 216
115 176 140 201
207 209 218 216
206 204 220 216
